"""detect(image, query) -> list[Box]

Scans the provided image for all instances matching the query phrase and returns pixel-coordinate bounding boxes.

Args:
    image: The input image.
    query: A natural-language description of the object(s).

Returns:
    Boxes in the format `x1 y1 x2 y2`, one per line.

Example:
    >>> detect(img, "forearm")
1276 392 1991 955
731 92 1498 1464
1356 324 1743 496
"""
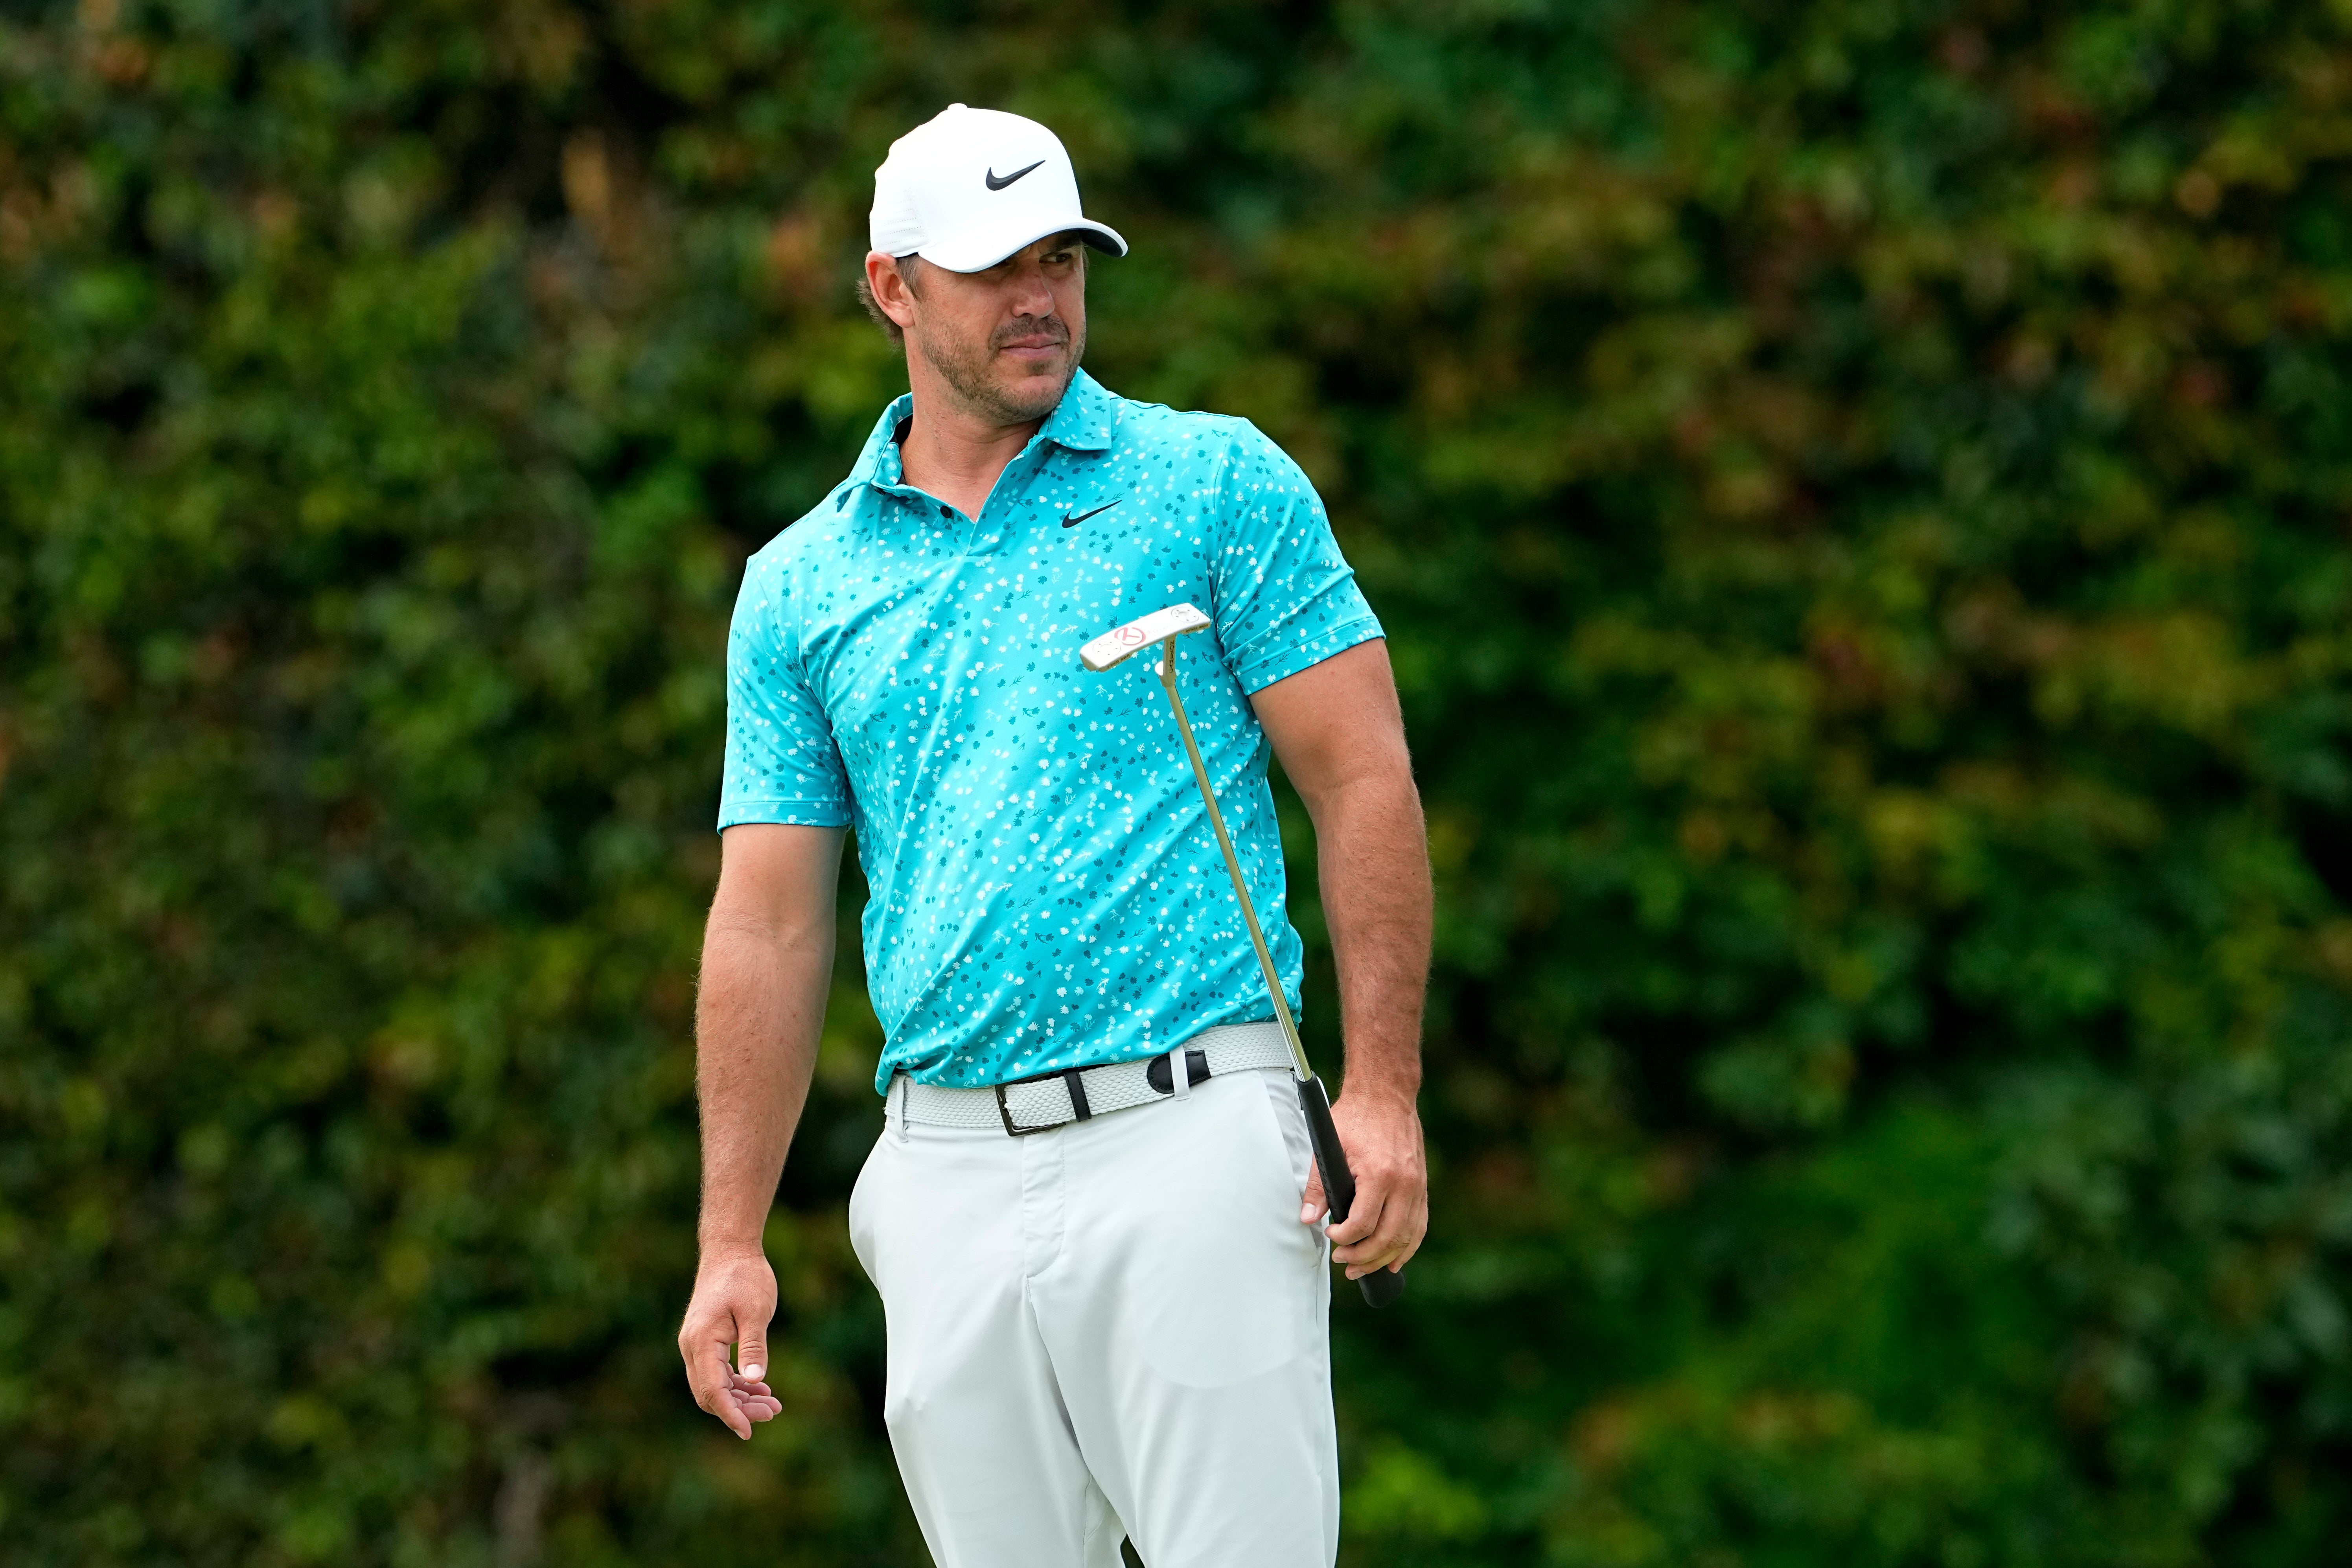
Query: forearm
694 917 833 1253
1309 768 1431 1108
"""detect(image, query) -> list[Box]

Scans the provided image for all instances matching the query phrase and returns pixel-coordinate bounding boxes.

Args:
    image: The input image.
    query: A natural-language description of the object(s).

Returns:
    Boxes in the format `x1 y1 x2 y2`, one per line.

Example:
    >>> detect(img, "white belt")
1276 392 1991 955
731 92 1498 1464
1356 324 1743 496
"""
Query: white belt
889 1022 1295 1136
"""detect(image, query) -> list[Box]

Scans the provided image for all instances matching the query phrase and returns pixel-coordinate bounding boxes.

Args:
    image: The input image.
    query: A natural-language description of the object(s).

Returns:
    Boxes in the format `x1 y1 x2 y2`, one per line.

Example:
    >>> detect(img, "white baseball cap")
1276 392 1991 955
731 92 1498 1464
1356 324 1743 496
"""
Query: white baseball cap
869 104 1127 272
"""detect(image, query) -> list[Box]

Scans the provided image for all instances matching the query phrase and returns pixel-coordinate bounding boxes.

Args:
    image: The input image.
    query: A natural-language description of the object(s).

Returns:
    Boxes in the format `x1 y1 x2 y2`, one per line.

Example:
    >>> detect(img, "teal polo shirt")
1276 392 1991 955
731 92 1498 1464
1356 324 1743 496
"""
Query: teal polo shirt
719 369 1383 1092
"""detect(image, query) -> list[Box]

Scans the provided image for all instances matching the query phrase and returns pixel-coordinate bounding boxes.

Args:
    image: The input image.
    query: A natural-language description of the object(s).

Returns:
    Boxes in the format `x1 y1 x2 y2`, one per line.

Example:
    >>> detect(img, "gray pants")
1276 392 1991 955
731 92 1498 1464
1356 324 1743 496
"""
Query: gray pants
849 1067 1340 1567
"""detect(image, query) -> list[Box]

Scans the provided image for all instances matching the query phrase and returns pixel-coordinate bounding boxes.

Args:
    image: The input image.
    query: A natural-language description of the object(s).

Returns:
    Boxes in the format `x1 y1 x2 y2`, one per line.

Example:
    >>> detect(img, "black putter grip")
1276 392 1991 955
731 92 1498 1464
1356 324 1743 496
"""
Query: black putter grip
1296 1075 1405 1308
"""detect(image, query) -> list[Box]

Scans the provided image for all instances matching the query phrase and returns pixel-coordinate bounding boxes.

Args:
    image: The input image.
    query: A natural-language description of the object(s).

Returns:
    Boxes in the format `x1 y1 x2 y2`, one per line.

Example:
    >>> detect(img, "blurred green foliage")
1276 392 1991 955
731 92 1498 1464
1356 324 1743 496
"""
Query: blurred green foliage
6 0 2352 1563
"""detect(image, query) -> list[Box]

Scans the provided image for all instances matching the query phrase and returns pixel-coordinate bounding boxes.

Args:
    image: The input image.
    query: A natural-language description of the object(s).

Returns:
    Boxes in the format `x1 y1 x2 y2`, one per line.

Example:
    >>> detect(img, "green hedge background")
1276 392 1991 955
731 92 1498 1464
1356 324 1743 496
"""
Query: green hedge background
8 0 2352 1563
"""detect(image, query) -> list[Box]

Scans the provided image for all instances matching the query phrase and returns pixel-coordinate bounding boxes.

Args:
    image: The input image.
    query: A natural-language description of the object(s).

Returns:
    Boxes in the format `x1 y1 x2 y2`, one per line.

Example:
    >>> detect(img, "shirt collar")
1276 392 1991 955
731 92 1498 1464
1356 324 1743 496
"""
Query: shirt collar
847 368 1119 495
1035 367 1118 454
848 394 916 490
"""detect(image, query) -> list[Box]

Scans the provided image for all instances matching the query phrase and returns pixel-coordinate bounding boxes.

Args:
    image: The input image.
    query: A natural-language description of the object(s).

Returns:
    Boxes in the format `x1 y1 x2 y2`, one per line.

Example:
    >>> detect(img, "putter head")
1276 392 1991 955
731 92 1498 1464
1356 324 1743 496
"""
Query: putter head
1080 603 1212 672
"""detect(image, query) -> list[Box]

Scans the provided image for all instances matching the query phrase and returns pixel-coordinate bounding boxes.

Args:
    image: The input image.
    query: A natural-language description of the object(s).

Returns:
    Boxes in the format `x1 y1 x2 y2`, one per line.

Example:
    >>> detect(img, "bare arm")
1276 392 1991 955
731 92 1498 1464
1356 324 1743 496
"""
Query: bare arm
676 823 845 1438
1251 638 1431 1277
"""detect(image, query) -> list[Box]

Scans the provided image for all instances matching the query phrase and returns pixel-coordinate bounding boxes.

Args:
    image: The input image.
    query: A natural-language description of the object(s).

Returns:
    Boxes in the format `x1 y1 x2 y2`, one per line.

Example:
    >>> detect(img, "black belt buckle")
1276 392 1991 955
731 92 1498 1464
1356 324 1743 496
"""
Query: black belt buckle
995 1067 1093 1136
993 1083 1043 1136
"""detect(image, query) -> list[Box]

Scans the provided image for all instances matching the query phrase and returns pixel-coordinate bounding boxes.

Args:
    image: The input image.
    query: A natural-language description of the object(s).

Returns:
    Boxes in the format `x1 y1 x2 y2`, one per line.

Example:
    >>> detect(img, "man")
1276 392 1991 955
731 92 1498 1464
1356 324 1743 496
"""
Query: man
677 103 1431 1567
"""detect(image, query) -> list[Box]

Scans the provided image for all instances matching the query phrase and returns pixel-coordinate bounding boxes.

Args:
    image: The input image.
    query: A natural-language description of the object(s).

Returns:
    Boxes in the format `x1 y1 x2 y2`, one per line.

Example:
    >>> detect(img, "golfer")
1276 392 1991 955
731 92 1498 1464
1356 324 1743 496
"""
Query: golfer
678 104 1432 1568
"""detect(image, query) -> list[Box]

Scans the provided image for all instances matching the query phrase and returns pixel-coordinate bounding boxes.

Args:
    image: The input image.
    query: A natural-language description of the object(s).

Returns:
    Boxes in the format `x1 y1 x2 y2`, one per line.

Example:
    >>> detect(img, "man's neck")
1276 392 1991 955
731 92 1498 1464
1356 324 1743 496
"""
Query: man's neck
897 384 1054 522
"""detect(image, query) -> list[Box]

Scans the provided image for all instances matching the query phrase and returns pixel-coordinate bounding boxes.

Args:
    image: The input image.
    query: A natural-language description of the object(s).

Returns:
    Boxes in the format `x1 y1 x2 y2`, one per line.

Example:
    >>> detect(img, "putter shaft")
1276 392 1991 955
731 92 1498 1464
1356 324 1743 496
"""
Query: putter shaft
1154 638 1314 1082
1149 635 1406 1309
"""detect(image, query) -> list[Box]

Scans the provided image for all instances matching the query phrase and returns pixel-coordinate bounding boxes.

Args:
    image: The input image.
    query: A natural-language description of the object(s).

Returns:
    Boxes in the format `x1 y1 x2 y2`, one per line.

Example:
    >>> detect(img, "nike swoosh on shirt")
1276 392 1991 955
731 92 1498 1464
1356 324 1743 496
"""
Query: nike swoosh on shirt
985 160 1045 191
1061 501 1121 528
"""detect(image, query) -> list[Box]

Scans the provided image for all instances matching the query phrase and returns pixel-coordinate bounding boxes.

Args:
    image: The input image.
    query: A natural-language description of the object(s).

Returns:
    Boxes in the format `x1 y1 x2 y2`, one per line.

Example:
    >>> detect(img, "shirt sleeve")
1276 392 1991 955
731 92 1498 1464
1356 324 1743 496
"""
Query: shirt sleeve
718 554 854 831
1208 421 1385 693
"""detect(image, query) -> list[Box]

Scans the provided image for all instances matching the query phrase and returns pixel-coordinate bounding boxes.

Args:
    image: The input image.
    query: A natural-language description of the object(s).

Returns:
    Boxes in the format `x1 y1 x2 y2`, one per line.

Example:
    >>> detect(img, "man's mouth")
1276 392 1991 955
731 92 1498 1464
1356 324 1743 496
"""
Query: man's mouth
995 325 1068 364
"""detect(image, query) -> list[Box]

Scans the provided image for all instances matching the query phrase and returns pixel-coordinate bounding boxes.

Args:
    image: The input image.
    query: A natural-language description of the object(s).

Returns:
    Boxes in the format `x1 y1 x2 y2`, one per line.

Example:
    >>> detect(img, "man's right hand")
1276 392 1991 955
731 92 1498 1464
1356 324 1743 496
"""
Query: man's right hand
679 1245 784 1439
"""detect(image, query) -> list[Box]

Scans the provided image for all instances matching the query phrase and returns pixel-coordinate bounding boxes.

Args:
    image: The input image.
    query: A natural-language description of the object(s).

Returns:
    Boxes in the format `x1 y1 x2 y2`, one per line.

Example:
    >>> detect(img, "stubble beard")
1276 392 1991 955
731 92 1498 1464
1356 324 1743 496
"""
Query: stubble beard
917 314 1087 425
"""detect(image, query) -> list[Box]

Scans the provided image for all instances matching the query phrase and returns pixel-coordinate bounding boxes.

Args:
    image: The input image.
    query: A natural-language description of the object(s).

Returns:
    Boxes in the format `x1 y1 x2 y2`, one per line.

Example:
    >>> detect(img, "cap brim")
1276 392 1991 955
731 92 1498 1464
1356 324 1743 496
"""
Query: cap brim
918 217 1127 272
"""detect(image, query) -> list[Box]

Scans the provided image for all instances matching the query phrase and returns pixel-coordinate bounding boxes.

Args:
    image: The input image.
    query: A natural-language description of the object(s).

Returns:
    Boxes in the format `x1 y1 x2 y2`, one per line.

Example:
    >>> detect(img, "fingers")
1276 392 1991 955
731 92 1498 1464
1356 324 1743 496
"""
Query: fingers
1299 1163 1327 1226
1327 1169 1426 1278
728 1348 781 1425
689 1335 753 1439
680 1252 780 1439
691 1347 789 1436
1316 1095 1427 1279
1323 1188 1377 1246
723 1368 783 1426
1331 1196 1422 1276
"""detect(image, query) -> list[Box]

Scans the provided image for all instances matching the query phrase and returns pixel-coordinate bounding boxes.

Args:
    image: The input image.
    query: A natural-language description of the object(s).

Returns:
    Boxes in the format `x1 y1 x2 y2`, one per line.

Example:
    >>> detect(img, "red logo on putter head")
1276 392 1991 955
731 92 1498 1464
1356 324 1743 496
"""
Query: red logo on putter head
1116 626 1145 645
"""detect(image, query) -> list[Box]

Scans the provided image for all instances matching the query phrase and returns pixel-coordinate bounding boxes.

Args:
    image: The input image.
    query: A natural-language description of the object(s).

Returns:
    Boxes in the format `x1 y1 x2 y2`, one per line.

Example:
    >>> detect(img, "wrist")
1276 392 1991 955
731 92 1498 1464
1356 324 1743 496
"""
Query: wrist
1336 1078 1420 1118
697 1233 769 1265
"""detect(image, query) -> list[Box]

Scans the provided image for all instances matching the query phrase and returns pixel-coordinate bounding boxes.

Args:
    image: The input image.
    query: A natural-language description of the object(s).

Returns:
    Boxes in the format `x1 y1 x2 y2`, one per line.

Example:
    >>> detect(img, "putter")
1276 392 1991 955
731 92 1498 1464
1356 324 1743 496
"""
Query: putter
1082 603 1405 1308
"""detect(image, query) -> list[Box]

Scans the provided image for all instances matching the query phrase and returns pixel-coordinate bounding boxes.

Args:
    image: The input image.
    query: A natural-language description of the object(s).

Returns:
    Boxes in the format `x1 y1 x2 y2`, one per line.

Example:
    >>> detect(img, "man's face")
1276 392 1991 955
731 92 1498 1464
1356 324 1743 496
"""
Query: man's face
888 234 1089 424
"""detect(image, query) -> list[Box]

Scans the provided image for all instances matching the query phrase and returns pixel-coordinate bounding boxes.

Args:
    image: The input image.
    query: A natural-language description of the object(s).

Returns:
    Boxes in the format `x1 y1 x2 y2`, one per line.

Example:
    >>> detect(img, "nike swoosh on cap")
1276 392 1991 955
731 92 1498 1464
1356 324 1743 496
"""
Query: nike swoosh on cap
985 160 1045 191
1061 501 1121 528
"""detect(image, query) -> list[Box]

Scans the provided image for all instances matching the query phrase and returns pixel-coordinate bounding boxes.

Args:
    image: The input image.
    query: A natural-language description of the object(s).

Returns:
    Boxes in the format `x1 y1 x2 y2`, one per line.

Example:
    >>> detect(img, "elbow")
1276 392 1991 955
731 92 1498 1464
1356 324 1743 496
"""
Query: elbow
704 905 837 961
1294 746 1423 827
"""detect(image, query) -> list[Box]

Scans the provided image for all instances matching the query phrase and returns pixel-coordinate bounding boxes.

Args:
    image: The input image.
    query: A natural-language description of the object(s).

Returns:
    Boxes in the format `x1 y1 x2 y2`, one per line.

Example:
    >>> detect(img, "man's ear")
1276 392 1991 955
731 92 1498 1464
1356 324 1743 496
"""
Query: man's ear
864 250 920 333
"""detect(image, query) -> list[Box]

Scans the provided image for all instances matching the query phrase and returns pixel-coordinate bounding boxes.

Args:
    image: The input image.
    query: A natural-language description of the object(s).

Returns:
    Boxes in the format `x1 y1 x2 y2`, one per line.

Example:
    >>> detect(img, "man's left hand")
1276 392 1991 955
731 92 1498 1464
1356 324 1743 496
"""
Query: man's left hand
1300 1091 1426 1279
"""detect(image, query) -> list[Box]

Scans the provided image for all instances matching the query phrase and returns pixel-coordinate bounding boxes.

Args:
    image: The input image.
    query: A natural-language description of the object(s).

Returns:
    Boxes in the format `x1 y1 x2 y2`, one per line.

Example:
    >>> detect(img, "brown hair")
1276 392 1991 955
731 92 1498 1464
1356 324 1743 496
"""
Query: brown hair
855 253 924 344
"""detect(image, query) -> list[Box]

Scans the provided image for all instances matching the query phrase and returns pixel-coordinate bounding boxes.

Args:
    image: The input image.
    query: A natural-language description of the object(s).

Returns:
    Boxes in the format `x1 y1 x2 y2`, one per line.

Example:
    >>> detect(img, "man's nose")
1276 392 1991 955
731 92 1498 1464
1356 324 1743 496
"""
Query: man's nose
1004 259 1057 318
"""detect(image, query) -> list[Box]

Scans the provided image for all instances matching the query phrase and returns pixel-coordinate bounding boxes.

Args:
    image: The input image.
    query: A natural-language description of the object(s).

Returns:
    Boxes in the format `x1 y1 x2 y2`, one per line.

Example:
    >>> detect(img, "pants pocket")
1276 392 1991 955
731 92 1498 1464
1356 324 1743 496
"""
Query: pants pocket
1257 1071 1329 1265
1258 1071 1315 1204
